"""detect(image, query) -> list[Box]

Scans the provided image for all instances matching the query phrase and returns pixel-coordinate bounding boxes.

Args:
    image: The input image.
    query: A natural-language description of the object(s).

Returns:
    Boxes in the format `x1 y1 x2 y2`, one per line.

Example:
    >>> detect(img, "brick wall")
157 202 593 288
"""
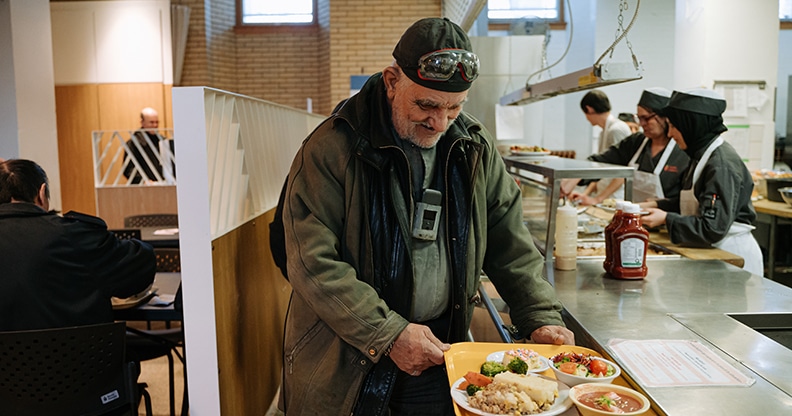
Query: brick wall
178 0 441 115
326 0 441 113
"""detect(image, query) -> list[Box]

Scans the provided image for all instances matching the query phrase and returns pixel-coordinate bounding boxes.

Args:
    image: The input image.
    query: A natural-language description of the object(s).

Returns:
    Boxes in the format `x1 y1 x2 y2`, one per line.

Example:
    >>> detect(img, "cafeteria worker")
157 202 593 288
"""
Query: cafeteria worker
640 89 764 276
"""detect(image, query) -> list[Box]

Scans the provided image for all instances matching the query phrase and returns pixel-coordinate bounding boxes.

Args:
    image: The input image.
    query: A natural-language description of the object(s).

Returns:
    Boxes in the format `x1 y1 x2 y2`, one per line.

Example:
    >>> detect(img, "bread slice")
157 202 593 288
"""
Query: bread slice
492 372 558 407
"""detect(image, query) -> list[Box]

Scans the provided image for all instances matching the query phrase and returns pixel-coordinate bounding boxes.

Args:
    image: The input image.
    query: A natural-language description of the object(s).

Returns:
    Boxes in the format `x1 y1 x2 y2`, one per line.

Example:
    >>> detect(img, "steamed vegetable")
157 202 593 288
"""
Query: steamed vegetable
480 361 507 377
506 357 529 374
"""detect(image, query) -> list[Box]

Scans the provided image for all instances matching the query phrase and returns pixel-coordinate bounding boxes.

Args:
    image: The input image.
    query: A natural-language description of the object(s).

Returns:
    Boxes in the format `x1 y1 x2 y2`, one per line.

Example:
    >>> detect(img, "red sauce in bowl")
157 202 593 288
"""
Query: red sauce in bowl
577 390 643 412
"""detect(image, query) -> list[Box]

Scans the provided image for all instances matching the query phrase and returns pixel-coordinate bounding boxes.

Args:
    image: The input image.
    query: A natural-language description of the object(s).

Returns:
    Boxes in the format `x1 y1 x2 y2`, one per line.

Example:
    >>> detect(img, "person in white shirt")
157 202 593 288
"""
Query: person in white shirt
574 89 633 202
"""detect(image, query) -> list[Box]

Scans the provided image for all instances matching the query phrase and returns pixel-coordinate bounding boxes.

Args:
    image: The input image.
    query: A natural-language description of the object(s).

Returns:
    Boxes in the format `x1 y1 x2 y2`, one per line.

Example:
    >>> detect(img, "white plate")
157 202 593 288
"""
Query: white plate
485 351 551 373
510 150 552 157
111 285 158 310
451 375 572 416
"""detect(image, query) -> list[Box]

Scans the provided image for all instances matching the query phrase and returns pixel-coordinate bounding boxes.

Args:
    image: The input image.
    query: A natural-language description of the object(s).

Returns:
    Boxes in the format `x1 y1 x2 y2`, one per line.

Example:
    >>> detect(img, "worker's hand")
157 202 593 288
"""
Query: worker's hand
530 325 575 345
560 178 581 196
638 200 658 209
569 192 597 206
641 208 667 228
388 323 450 376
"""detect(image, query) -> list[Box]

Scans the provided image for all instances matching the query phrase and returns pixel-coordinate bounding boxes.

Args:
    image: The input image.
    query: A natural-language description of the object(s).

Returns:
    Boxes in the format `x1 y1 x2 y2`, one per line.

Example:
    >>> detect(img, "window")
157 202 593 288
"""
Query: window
488 0 561 22
239 0 315 25
781 0 791 29
487 0 565 32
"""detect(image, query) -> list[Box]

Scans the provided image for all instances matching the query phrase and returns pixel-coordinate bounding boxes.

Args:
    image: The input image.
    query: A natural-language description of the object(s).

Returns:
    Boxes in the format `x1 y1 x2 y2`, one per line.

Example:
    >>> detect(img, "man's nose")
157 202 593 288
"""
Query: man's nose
428 111 453 132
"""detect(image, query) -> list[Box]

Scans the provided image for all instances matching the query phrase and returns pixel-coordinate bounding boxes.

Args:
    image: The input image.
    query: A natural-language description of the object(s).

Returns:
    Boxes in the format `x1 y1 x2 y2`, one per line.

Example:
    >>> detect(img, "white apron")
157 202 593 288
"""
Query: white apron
679 137 764 276
628 138 675 203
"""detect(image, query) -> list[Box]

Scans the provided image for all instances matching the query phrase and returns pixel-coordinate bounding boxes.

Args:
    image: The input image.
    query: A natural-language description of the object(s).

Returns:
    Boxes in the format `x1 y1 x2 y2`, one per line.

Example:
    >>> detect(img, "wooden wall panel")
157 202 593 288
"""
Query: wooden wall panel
95 186 178 229
55 82 173 218
55 85 100 215
163 84 173 129
211 209 291 415
96 83 167 130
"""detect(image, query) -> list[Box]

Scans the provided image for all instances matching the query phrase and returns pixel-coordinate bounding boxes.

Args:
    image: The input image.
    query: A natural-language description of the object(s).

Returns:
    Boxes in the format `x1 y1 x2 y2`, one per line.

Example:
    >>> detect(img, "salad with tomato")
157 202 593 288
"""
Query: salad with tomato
549 352 615 378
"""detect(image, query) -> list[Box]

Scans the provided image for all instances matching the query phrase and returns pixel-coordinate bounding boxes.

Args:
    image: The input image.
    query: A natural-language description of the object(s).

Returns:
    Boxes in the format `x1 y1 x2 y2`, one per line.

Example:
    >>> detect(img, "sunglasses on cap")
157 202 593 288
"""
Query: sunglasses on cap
415 49 480 83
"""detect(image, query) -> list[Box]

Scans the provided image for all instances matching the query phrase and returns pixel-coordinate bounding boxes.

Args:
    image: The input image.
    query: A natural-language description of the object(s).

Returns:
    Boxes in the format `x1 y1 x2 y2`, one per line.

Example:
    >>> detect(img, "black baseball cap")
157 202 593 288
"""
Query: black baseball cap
392 17 476 93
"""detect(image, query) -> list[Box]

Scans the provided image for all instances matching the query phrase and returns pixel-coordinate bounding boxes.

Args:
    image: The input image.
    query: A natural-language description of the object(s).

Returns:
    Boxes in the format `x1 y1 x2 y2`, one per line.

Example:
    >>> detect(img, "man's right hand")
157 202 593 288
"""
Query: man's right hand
388 323 450 376
560 178 581 196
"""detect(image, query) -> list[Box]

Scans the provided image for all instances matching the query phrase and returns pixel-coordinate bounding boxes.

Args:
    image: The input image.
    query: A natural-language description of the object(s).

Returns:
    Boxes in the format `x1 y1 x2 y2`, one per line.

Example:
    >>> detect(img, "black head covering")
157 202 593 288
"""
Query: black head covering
637 87 671 113
392 17 476 93
662 89 728 158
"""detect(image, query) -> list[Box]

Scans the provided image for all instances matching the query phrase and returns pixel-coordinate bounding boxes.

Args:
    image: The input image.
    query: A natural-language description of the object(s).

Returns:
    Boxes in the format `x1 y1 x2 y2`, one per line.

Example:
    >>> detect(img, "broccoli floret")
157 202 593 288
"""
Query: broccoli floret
480 361 507 377
466 384 484 396
507 357 529 374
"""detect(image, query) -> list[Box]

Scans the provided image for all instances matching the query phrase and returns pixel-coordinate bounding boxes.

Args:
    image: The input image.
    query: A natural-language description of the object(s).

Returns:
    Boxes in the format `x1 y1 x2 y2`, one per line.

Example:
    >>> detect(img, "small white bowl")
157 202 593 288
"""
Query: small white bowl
550 356 621 387
569 382 650 416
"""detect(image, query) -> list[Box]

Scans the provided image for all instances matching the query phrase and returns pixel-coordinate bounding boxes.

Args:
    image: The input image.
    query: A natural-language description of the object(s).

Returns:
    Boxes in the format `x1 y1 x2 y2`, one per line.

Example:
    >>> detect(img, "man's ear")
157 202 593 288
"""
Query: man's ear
382 66 400 97
35 183 49 211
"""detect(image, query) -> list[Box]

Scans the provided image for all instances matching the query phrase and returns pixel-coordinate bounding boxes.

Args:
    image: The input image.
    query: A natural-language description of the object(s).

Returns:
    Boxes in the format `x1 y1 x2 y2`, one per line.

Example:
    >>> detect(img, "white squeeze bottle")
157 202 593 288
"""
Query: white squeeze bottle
554 202 577 270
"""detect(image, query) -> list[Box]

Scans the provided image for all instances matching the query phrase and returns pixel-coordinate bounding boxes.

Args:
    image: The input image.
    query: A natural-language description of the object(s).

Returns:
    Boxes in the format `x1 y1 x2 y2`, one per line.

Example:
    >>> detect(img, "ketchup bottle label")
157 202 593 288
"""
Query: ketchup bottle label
620 238 646 267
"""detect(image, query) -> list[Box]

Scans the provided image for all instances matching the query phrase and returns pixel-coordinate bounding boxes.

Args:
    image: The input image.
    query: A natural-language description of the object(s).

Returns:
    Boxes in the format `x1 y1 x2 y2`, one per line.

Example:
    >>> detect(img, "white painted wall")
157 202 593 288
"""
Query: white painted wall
673 0 778 169
0 0 62 209
50 0 172 85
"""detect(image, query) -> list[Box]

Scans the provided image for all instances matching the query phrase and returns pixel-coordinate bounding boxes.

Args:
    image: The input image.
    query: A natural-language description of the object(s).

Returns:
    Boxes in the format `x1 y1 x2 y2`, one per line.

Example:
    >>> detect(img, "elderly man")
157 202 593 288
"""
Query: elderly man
277 18 573 415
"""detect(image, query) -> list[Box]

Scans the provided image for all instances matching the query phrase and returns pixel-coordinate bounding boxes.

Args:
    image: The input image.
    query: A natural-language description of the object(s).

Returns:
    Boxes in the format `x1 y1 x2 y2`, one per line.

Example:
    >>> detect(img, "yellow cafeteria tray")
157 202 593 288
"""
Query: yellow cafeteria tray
444 342 656 416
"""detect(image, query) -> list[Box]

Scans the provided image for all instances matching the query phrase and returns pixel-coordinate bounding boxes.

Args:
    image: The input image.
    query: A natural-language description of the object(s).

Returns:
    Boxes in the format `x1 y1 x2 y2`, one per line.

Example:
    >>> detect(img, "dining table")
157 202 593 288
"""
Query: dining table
752 198 792 280
140 226 180 249
113 272 182 322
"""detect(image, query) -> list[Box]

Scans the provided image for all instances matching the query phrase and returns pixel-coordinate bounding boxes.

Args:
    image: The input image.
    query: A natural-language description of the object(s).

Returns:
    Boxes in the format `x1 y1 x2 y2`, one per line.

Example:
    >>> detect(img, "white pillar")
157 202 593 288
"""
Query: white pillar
0 0 61 209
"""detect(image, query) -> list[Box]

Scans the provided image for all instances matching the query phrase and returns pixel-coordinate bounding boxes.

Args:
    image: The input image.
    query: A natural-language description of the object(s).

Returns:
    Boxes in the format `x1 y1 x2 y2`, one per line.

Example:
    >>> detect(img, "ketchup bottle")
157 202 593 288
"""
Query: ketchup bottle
611 203 649 279
603 201 626 274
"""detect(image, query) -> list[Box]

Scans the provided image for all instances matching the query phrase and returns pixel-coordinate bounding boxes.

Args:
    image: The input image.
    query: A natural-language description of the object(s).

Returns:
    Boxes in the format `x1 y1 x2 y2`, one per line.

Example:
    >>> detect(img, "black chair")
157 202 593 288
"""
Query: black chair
0 322 152 416
110 228 142 241
155 248 181 273
129 248 186 415
126 326 186 416
124 214 178 228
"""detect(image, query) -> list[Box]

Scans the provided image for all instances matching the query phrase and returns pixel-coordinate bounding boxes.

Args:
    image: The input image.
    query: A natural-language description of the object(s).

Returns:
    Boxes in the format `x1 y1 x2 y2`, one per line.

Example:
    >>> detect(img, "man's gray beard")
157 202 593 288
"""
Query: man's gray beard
392 109 443 149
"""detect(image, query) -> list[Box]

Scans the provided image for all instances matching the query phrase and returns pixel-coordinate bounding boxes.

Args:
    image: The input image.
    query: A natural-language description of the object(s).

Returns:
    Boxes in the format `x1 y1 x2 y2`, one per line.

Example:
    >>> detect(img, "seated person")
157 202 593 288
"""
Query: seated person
0 159 156 331
123 107 175 184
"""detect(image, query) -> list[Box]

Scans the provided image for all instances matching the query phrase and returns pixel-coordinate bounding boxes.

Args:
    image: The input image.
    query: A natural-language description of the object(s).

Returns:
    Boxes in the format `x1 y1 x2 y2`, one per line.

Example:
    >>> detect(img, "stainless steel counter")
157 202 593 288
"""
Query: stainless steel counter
547 258 792 415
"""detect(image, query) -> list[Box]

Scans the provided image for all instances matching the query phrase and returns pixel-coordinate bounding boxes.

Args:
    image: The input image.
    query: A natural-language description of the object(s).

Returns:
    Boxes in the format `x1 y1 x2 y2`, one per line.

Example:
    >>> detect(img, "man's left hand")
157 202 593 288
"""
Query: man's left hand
530 325 575 345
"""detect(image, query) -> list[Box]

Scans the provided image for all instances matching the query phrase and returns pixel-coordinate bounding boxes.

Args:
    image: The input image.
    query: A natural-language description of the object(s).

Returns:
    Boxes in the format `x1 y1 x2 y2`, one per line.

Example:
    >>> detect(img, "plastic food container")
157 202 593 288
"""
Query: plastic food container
569 382 651 416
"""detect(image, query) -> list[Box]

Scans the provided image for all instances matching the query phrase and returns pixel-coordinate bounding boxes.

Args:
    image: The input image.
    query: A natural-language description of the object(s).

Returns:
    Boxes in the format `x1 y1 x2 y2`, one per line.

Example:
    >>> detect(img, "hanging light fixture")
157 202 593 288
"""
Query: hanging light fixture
500 0 644 106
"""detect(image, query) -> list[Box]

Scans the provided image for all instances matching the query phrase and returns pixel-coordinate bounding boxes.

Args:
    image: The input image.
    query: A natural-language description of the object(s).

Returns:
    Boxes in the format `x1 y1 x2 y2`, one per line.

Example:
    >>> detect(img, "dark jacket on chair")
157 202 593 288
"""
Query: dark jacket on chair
0 203 156 331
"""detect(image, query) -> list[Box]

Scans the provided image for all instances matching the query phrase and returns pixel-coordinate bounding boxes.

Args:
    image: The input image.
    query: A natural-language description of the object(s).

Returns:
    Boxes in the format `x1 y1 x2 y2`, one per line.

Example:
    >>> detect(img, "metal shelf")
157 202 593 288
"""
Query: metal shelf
503 156 635 259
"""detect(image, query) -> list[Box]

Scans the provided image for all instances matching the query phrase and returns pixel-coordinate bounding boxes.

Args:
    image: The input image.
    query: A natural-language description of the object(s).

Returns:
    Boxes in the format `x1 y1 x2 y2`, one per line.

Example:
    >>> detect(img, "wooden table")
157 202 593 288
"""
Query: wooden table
753 199 792 280
648 229 744 268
